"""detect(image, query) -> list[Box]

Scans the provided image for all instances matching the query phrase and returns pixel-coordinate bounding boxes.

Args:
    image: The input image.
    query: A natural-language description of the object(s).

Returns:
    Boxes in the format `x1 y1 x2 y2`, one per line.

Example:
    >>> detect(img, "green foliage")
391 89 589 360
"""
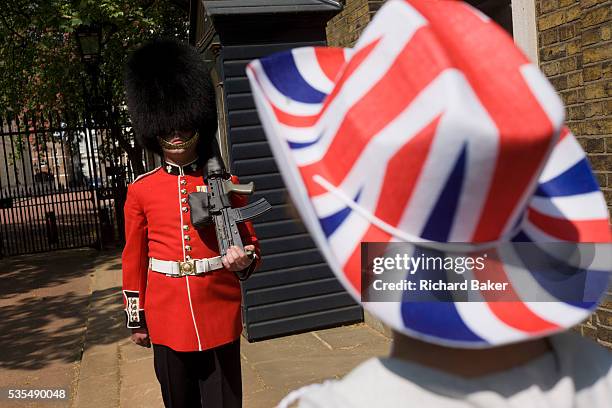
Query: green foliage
0 0 189 114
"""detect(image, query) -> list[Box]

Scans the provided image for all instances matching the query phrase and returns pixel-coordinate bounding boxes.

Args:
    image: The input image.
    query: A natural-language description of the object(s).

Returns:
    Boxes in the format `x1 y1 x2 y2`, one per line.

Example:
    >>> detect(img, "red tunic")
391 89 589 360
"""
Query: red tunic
121 160 260 352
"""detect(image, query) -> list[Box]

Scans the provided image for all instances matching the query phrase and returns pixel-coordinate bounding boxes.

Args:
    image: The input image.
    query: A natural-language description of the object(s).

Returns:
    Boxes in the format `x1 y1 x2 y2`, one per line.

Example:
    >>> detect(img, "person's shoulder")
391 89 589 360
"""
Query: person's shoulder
283 359 404 408
130 167 162 188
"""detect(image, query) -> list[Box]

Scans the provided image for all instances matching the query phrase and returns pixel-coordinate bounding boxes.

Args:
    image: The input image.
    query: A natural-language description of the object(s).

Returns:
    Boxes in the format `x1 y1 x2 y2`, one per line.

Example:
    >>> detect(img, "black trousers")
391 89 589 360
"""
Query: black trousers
153 340 242 408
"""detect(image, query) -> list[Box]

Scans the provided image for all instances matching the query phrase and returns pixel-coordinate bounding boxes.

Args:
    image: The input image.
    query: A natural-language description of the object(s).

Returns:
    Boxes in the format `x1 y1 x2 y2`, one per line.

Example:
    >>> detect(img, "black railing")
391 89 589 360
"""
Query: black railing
0 110 150 257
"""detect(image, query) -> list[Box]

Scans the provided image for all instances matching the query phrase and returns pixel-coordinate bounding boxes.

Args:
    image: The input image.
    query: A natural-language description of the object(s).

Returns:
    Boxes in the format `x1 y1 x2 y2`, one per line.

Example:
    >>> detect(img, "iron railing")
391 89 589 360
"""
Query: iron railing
0 110 155 257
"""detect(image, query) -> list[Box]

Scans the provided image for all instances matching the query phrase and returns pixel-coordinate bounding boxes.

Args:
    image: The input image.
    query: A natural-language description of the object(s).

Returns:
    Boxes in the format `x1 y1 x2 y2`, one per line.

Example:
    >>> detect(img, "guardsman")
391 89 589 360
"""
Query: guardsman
122 39 259 408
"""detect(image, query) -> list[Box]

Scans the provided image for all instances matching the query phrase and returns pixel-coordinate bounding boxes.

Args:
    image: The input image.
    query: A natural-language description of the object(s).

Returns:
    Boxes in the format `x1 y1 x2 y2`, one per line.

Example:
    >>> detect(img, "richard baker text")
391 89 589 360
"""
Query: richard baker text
373 279 509 291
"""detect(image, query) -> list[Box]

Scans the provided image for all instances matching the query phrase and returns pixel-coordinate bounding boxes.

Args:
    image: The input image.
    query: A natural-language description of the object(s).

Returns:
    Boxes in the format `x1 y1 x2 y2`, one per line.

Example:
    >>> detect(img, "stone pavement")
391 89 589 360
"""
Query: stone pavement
0 248 122 408
0 247 391 408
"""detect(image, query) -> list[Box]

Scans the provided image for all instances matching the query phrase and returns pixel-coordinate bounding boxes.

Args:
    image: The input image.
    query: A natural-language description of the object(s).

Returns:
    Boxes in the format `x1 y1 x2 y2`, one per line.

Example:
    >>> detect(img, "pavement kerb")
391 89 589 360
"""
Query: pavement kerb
69 266 96 408
73 252 123 408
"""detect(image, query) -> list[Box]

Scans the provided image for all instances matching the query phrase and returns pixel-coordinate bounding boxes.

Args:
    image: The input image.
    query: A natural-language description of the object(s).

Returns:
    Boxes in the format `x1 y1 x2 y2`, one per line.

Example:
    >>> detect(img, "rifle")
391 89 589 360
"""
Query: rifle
189 157 271 278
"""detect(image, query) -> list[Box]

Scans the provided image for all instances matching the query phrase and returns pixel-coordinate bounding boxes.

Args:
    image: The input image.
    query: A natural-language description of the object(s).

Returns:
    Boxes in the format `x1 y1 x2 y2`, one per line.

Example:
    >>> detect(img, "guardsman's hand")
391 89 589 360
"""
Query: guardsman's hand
131 327 151 348
222 245 255 272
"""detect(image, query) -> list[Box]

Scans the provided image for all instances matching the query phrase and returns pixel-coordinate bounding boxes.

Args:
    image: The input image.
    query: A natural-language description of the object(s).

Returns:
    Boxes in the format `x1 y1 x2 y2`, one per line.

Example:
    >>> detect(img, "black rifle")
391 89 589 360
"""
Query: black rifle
189 157 271 278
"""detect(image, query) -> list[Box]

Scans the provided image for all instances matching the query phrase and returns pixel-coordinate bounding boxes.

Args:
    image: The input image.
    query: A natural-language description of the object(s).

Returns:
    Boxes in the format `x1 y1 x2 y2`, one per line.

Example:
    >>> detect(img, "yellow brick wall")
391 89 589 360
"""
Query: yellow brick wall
537 0 611 216
537 0 612 349
326 0 372 47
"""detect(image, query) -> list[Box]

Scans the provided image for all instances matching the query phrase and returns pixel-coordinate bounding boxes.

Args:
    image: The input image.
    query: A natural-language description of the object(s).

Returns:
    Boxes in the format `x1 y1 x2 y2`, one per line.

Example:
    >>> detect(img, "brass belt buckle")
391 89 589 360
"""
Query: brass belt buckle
179 260 196 276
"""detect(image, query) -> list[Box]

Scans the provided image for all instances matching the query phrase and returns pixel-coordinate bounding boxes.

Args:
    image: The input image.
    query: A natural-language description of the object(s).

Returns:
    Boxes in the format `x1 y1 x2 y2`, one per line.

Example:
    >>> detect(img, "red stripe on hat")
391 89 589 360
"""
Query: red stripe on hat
473 254 559 333
487 302 559 333
340 120 440 291
301 28 451 196
527 207 611 242
270 104 319 127
472 252 520 302
409 0 557 242
374 117 440 226
315 47 347 84
318 38 381 118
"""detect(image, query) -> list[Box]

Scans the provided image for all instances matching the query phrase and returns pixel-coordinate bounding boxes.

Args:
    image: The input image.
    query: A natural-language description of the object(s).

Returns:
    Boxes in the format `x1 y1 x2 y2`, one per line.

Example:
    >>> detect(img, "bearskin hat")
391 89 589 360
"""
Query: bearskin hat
124 39 217 154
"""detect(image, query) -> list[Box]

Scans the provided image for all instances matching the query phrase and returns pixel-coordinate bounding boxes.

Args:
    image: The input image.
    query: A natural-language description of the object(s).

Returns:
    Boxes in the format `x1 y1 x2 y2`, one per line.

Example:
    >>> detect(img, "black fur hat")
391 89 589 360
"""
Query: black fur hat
124 39 217 154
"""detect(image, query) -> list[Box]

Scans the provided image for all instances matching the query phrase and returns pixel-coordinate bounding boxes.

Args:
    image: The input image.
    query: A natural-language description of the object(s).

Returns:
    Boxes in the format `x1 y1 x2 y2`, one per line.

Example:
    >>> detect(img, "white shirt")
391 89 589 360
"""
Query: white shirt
282 333 612 408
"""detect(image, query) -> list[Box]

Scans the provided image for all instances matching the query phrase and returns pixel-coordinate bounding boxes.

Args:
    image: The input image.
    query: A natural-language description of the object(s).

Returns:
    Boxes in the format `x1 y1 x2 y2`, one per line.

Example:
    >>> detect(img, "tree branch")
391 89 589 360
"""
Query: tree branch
0 13 26 41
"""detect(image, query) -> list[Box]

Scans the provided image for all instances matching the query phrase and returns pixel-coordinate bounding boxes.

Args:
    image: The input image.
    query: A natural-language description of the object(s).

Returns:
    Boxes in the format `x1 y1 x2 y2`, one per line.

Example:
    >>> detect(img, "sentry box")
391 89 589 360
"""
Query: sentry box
189 0 363 342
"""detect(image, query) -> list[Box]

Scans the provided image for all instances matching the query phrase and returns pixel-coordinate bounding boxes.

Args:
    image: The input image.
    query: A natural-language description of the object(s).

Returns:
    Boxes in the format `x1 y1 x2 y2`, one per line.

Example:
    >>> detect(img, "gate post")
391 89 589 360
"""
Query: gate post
45 211 59 246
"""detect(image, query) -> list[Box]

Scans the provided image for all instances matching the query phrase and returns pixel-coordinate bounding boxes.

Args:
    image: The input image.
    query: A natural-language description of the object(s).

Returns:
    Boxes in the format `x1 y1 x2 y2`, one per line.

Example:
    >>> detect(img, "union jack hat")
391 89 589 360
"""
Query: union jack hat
246 0 611 347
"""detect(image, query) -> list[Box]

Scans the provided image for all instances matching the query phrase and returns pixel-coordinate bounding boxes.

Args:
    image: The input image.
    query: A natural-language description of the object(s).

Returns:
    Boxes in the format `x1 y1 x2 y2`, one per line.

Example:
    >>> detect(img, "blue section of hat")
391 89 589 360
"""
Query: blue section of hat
400 302 485 343
400 244 485 343
421 144 467 242
318 189 363 237
535 158 599 197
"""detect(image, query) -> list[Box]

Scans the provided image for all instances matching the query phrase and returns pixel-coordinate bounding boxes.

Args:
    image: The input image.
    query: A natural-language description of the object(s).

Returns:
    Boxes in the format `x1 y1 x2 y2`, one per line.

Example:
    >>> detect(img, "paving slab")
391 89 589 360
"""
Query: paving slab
77 347 119 381
313 323 389 350
119 338 153 363
118 328 161 407
240 356 267 395
120 381 164 408
74 373 120 408
244 386 292 408
240 332 331 364
121 357 158 388
241 326 391 407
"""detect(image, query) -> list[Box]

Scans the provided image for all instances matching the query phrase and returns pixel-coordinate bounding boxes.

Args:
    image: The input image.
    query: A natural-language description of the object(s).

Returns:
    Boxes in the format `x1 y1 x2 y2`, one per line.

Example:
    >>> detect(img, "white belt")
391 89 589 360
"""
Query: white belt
150 257 224 277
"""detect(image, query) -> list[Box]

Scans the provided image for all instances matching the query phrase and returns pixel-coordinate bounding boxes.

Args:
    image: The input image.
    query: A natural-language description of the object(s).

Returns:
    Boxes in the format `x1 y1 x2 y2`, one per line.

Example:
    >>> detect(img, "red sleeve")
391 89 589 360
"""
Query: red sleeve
121 183 149 329
230 175 262 279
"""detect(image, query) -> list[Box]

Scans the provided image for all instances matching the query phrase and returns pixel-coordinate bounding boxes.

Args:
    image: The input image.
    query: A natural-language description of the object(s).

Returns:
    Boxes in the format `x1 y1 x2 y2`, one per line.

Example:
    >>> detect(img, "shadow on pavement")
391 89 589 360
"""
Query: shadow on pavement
0 248 125 370
0 247 117 299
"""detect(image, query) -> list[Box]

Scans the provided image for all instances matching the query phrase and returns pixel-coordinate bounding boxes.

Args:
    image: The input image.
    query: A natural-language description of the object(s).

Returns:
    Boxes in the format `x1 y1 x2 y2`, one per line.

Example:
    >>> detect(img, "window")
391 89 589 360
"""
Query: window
467 0 539 64
467 0 513 35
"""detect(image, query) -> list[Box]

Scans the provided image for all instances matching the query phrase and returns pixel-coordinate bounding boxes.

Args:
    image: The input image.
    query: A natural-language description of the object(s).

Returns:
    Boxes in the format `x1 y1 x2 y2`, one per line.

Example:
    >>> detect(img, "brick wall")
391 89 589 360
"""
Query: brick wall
537 0 612 349
537 0 611 217
326 0 371 47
